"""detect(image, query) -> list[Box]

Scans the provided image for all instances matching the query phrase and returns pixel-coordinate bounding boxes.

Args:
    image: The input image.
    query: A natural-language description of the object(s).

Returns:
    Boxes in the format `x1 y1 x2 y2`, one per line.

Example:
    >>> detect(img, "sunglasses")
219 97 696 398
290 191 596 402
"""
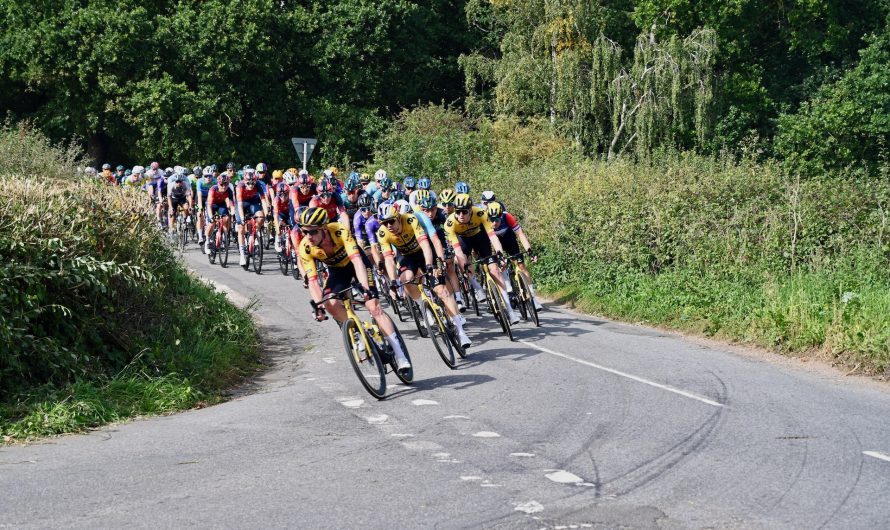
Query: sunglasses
301 228 321 236
359 207 370 212
318 193 332 198
455 209 471 215
381 218 398 227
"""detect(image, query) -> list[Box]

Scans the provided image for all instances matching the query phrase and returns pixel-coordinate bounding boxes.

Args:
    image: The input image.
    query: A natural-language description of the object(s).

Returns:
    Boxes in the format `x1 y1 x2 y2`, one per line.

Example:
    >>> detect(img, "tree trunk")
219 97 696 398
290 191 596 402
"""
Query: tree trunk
87 132 107 167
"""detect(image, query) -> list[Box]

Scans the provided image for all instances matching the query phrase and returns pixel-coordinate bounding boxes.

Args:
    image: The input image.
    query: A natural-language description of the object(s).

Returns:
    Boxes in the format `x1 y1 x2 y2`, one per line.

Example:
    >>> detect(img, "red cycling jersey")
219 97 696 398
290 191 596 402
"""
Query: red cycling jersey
207 184 233 206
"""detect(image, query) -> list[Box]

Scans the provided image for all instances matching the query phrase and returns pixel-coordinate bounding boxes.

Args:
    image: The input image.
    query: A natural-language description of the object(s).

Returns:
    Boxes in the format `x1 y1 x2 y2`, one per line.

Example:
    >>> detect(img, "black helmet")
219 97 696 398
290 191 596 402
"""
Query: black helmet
357 193 373 208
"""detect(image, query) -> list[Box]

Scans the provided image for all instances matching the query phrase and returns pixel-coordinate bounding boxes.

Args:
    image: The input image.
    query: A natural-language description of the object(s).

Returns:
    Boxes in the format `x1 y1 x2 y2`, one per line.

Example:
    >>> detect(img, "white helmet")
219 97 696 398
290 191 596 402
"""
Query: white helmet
481 190 496 202
283 171 297 185
84 166 97 176
374 169 387 182
298 169 309 178
132 165 145 175
395 199 411 215
322 169 334 179
203 166 213 176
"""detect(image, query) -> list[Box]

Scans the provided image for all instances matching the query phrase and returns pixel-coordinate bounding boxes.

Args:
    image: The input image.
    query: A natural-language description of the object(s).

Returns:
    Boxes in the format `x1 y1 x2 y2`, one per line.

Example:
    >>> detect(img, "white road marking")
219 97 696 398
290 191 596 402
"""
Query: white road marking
864 451 890 463
510 452 536 457
366 414 388 424
321 357 337 364
513 501 544 514
519 340 724 407
390 433 414 438
545 470 584 484
472 431 501 438
432 452 451 458
444 415 470 419
401 440 444 451
460 476 483 481
412 399 439 406
338 399 364 408
480 482 502 488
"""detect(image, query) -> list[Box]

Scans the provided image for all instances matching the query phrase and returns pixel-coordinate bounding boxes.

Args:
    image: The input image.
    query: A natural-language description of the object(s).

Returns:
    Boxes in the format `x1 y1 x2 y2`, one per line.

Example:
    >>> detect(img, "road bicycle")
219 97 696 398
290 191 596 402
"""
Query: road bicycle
277 224 298 277
402 273 466 369
312 284 413 399
506 251 540 327
455 262 481 317
474 255 514 341
206 213 230 267
242 213 266 274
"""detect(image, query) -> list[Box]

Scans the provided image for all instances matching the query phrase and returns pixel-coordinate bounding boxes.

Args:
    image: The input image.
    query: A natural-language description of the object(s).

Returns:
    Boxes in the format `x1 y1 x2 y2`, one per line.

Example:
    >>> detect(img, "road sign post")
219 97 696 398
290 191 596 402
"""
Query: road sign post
291 138 317 171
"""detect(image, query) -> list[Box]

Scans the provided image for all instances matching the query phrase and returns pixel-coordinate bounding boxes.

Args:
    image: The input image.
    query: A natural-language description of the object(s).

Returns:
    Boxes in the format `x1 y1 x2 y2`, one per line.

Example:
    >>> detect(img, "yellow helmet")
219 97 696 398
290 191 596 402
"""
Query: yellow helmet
439 189 456 204
272 169 284 180
300 207 329 227
414 189 431 203
485 202 503 219
454 193 473 209
287 167 298 175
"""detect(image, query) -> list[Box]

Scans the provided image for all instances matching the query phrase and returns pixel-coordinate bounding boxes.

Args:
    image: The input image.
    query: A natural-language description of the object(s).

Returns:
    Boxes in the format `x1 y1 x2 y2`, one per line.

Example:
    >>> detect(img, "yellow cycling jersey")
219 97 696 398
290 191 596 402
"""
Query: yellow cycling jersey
443 206 495 244
299 222 361 279
377 213 428 256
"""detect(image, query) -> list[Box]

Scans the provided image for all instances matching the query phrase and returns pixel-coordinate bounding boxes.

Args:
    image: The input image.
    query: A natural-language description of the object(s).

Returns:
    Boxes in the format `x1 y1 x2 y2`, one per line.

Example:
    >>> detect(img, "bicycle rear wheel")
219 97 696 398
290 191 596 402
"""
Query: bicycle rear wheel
487 276 514 341
423 300 456 369
342 319 386 399
253 230 264 274
517 272 540 327
220 229 229 267
408 296 428 337
382 326 414 384
510 270 527 322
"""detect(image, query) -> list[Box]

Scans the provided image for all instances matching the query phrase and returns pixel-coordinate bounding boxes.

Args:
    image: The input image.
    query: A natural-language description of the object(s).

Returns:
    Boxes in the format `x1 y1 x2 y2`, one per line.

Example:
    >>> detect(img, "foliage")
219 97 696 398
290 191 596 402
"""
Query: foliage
775 19 890 177
374 105 890 374
0 125 258 441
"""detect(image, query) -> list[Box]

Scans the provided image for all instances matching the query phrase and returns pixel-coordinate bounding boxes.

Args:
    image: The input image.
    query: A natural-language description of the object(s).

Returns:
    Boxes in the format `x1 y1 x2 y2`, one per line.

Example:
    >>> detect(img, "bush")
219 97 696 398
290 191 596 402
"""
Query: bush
374 105 890 374
0 124 258 440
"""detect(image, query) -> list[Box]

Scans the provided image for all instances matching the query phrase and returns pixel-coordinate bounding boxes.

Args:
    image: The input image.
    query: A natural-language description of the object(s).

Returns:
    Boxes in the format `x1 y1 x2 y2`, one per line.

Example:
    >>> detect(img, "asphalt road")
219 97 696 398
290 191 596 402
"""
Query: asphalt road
2 245 890 529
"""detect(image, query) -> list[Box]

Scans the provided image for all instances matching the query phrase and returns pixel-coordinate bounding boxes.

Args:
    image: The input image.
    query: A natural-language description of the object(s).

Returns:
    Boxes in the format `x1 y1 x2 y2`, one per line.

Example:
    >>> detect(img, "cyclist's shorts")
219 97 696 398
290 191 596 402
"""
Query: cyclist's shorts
276 211 291 226
498 229 522 262
397 252 446 286
236 200 263 224
170 197 188 213
209 204 230 222
459 231 494 263
323 248 378 299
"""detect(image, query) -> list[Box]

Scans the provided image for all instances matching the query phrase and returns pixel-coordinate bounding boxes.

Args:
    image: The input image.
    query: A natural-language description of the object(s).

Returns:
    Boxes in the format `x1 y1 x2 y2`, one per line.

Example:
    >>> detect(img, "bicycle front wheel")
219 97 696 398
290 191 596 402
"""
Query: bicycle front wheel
518 272 540 327
408 296 428 337
488 276 514 341
342 319 386 399
253 231 264 274
220 229 229 267
424 300 456 369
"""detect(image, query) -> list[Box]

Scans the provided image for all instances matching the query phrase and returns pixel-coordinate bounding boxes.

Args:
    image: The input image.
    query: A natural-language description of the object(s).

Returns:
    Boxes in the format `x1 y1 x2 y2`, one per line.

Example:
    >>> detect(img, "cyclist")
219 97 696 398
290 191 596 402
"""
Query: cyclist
403 176 417 198
409 177 436 207
195 167 217 247
203 173 235 254
115 165 126 184
271 175 291 254
100 163 115 185
454 181 470 196
309 178 349 228
124 165 145 188
341 173 365 219
486 202 543 311
445 193 520 324
352 193 375 250
291 171 316 207
439 189 456 217
377 203 471 349
480 190 507 213
299 207 411 373
367 169 387 196
235 168 270 266
167 170 194 237
418 192 465 312
372 176 395 207
256 162 271 185
151 169 169 228
224 162 236 182
359 173 371 193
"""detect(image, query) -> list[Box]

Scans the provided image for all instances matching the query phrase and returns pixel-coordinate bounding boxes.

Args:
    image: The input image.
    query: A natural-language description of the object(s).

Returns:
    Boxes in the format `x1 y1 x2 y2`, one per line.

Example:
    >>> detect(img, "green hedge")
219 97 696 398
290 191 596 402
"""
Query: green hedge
0 125 258 440
374 106 890 375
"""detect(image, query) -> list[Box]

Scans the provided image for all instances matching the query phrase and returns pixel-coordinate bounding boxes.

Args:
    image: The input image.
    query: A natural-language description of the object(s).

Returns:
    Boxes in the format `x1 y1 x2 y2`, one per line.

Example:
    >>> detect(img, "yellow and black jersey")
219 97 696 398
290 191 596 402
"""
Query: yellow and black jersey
377 213 429 257
443 206 495 244
299 222 360 279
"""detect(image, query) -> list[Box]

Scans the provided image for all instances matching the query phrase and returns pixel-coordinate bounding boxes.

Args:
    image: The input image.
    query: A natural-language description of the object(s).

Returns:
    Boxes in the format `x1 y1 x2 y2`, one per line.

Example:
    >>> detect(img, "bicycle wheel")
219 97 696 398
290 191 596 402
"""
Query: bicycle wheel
253 230 264 274
278 246 288 275
291 249 302 280
487 275 514 341
423 300 456 369
342 319 386 399
207 228 217 264
220 229 229 267
379 326 414 384
517 272 540 327
408 296 428 337
510 270 527 322
179 216 188 251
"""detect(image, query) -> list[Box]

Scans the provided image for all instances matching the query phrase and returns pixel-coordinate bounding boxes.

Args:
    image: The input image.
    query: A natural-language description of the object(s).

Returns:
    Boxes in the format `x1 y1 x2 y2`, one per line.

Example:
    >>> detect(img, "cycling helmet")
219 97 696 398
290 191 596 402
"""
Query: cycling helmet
439 188 455 204
164 167 174 177
203 166 213 176
210 164 218 172
403 176 417 189
344 175 361 192
287 167 298 175
124 169 132 176
379 177 393 191
226 162 235 170
357 193 373 208
243 168 256 182
391 190 407 202
328 166 339 178
454 193 473 209
283 171 297 185
316 178 334 195
294 206 309 226
322 169 334 179
300 207 329 227
297 173 311 186
417 178 431 190
377 202 398 221
395 199 411 215
359 173 370 184
486 202 503 220
256 162 268 173
419 194 437 210
374 169 387 182
150 161 160 170
481 190 496 202
192 166 202 176
116 164 125 171
272 169 284 180
414 189 431 202
132 165 145 175
455 181 470 194
218 174 230 184
275 182 289 196
170 173 185 183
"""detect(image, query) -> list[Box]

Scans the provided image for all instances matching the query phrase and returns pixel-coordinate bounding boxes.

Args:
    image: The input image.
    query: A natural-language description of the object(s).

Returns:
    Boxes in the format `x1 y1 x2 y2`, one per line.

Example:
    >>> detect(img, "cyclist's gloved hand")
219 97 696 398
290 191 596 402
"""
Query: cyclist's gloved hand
425 264 435 277
528 247 538 263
